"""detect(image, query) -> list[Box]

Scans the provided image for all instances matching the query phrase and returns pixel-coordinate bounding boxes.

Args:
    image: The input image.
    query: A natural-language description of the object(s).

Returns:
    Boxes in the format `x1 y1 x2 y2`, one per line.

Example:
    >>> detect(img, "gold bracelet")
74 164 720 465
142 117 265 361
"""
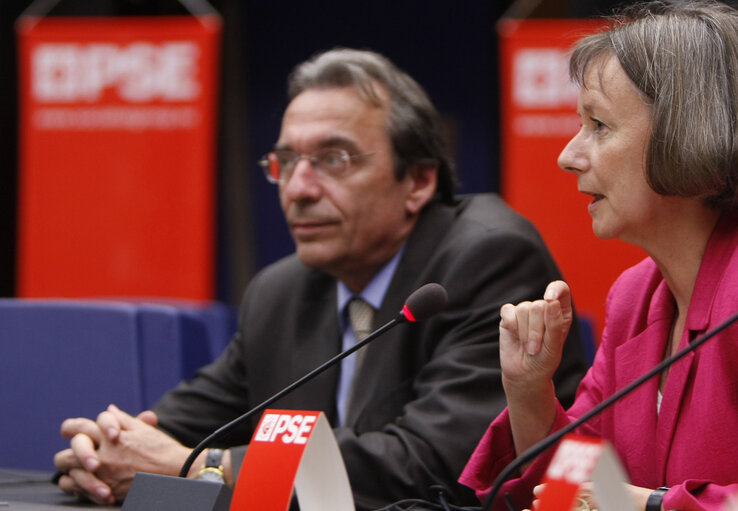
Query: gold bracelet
197 465 225 479
196 448 225 482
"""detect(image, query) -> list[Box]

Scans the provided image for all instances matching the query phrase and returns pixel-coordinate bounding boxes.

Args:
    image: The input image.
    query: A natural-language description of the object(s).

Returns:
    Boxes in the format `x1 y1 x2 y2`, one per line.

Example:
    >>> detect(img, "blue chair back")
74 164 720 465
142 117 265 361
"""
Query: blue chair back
0 299 233 471
579 314 598 365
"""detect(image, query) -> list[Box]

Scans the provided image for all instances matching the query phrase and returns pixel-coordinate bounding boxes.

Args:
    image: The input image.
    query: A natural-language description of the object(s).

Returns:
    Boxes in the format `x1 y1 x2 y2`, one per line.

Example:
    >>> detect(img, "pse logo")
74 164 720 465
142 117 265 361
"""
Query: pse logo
32 42 200 103
253 413 317 445
546 438 601 483
512 48 578 109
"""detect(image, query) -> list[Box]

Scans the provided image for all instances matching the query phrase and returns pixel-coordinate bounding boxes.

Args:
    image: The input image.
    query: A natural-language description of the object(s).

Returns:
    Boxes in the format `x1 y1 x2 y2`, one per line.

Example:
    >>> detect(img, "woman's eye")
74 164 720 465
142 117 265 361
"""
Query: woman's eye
591 118 606 131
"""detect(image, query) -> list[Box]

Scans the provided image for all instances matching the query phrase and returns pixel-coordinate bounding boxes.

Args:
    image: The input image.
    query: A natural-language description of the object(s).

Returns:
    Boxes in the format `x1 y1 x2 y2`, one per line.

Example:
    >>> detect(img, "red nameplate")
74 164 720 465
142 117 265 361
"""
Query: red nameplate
231 410 353 511
536 434 636 511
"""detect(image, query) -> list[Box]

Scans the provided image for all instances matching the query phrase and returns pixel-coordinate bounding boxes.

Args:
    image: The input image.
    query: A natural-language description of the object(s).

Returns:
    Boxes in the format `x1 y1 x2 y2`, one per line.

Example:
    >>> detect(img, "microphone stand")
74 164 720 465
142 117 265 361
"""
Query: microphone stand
121 315 409 511
179 314 406 477
481 310 738 511
120 282 447 511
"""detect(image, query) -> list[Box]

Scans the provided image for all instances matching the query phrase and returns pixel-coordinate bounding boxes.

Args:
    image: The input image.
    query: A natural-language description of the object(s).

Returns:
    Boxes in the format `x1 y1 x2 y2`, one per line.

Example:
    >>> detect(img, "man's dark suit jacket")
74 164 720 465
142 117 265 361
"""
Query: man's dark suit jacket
153 194 589 509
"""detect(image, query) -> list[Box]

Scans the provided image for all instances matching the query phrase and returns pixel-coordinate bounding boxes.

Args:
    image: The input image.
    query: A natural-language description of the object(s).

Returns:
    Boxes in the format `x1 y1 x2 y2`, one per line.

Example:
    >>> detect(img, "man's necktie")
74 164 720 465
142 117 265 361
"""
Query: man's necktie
345 297 375 421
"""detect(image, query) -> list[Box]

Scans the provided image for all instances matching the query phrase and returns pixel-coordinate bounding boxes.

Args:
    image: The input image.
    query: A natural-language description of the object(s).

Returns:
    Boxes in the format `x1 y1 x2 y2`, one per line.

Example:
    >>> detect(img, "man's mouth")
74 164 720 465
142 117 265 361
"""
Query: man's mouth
289 219 336 236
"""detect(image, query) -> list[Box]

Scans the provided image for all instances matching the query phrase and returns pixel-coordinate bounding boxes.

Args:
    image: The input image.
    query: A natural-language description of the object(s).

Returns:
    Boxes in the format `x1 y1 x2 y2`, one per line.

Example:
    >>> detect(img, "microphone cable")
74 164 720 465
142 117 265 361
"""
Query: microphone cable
372 485 484 511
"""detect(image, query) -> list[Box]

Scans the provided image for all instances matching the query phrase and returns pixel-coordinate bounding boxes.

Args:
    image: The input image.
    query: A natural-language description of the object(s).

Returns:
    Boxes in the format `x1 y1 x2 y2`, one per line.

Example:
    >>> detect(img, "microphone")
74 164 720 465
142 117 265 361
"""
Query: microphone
481 309 738 511
121 283 448 511
178 281 448 477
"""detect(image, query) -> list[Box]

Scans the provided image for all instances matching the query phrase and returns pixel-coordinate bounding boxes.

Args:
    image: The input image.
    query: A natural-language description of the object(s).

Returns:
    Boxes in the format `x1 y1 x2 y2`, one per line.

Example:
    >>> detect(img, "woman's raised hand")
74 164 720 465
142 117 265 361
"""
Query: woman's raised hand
499 280 574 390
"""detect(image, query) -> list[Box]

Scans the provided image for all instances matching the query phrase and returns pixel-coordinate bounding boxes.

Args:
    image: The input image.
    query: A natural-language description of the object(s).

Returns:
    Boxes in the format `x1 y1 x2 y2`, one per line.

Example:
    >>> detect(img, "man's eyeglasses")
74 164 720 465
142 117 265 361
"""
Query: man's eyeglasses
258 148 375 184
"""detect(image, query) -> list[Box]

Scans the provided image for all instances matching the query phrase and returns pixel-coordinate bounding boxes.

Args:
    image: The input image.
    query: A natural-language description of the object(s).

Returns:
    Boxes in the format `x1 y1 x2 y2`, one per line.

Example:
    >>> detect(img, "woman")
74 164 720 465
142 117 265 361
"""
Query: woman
459 1 738 510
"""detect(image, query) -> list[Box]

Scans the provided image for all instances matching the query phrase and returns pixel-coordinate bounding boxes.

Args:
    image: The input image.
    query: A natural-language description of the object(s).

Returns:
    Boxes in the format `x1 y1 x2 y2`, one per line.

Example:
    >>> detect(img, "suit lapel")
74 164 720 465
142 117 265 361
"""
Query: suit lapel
375 199 457 326
655 343 694 478
344 200 457 426
612 280 674 480
613 319 666 478
288 274 341 415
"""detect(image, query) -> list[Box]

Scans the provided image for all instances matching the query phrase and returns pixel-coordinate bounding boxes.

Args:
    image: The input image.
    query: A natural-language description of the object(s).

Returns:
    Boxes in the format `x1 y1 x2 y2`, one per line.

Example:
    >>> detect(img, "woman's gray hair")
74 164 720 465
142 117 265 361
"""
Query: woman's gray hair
287 48 457 205
570 0 738 210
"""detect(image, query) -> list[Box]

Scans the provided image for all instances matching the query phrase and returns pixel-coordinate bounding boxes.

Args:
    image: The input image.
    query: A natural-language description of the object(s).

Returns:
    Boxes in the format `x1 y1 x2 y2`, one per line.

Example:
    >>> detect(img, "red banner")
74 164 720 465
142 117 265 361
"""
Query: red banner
16 15 221 299
498 19 646 340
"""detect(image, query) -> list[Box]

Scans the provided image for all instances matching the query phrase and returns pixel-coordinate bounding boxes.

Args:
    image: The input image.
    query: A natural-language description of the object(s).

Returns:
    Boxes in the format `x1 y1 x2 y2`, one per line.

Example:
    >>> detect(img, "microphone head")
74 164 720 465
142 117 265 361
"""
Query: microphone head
401 283 448 322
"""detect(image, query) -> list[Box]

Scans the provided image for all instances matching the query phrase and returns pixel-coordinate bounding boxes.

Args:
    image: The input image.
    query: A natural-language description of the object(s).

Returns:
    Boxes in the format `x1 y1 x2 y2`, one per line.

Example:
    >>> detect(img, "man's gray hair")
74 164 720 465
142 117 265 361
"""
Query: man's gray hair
570 0 738 210
287 48 456 205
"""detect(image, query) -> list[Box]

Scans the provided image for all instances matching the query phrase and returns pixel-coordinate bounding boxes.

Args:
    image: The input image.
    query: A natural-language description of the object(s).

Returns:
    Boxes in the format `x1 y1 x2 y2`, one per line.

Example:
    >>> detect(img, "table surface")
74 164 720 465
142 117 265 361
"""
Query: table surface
0 468 120 510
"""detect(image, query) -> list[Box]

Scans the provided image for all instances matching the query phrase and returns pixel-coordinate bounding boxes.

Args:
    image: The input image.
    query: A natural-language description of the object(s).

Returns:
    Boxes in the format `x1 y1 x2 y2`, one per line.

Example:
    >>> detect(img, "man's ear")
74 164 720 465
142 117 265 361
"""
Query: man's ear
404 162 438 215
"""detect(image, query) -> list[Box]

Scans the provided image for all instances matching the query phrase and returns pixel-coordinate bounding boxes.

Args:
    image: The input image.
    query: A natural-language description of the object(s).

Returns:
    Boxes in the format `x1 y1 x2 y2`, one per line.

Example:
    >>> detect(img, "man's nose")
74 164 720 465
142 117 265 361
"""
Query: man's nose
280 158 323 200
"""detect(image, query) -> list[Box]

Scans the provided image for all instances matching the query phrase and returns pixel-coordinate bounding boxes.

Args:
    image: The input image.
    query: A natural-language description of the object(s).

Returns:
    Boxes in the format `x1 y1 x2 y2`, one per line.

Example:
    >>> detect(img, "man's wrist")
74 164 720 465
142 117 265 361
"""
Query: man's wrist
221 449 234 486
185 449 209 479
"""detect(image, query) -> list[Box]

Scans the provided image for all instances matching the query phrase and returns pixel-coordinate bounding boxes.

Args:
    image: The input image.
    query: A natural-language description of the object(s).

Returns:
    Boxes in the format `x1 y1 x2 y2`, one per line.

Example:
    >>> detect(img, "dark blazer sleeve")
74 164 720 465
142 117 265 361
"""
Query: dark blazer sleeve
153 255 342 445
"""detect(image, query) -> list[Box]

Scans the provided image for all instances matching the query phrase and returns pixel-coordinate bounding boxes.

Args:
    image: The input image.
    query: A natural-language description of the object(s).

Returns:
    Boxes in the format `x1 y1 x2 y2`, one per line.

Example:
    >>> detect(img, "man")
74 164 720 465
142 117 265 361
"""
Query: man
54 48 589 510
